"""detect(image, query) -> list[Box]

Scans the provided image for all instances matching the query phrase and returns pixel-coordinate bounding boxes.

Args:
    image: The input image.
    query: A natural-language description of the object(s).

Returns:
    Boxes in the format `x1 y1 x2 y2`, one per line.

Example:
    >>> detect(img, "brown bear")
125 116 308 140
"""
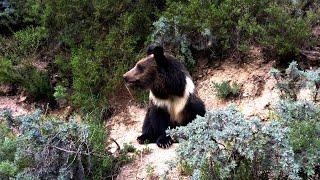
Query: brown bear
123 45 205 148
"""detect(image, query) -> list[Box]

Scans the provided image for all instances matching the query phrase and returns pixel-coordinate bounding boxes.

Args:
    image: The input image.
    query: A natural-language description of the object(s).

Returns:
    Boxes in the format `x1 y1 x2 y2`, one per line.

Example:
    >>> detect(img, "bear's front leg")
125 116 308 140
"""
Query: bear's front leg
137 134 152 144
137 108 157 144
137 116 155 144
138 106 173 148
149 107 173 148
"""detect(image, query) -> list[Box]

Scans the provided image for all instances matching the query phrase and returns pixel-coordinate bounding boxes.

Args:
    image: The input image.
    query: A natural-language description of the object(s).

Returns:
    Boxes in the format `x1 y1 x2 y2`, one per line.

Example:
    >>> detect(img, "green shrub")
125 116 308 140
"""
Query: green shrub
121 143 137 154
0 57 18 84
41 1 161 113
53 54 72 87
0 0 43 33
213 81 241 99
259 4 314 58
19 67 53 100
53 85 68 107
274 100 320 178
1 0 162 112
53 85 67 100
14 26 48 55
169 105 299 179
0 57 53 100
70 47 105 113
152 0 316 64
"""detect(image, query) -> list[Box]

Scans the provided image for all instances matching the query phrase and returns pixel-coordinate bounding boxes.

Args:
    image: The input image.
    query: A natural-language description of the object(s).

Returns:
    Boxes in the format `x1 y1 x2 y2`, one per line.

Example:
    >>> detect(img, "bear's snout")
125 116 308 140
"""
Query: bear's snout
123 69 137 85
123 74 133 84
123 74 130 83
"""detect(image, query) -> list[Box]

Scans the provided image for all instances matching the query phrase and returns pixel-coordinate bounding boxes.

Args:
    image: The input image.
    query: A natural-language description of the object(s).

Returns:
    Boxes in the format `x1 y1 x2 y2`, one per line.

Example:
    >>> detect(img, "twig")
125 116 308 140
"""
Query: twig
211 137 226 148
44 103 49 116
125 84 135 100
51 146 105 158
110 138 121 151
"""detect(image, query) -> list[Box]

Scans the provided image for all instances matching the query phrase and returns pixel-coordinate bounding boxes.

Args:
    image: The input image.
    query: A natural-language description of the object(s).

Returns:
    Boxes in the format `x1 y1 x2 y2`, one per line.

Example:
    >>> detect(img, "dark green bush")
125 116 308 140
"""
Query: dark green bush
70 47 105 112
14 26 48 55
0 57 53 100
153 0 316 63
0 57 17 84
259 3 314 58
43 1 161 112
0 0 43 33
18 66 53 101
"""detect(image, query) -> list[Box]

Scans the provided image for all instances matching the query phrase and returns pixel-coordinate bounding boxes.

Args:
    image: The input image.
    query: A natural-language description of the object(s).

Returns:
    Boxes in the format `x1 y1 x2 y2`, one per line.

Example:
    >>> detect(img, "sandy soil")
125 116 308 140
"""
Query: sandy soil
0 95 30 116
197 48 279 120
107 47 283 179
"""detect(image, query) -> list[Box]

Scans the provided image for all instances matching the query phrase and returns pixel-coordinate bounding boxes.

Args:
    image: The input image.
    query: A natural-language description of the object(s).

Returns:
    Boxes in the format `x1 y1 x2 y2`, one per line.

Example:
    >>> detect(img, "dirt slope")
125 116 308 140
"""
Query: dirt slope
0 95 30 116
107 47 281 179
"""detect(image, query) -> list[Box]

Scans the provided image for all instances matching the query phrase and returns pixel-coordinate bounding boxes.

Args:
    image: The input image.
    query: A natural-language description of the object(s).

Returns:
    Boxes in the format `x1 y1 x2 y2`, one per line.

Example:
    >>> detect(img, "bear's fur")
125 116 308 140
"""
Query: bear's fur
123 45 205 148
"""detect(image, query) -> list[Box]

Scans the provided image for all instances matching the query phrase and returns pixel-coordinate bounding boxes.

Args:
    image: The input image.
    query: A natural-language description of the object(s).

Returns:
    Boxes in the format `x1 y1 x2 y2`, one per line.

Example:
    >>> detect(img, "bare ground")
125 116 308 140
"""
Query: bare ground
0 95 30 116
107 47 282 179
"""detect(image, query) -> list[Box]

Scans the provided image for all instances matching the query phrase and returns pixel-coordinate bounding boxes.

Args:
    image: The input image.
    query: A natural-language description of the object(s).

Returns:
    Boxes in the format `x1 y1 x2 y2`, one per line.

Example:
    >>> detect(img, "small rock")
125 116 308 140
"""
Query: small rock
18 95 27 103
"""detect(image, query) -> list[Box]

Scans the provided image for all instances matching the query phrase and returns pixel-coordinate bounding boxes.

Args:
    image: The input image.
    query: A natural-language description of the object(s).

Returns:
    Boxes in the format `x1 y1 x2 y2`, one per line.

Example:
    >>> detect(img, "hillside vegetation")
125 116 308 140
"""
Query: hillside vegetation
0 0 319 179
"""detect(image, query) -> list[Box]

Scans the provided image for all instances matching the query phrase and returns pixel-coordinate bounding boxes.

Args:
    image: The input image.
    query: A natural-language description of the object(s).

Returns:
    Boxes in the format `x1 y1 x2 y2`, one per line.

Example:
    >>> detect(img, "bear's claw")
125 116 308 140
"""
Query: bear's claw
156 136 173 149
137 134 150 144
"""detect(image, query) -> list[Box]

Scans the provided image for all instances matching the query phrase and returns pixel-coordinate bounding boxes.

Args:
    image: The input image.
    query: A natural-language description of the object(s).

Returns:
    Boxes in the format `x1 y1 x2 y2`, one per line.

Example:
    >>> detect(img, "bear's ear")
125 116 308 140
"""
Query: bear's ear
147 45 167 67
147 44 156 55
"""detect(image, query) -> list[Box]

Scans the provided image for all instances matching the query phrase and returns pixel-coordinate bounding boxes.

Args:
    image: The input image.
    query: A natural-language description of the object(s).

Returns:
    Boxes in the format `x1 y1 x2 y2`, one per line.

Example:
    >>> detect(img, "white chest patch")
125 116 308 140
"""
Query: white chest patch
149 77 195 123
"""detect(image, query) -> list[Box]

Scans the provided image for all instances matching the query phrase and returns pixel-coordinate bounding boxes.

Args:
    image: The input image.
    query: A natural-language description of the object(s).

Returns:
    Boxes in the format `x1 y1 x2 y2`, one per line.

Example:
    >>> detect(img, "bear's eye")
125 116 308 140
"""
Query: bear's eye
137 65 144 72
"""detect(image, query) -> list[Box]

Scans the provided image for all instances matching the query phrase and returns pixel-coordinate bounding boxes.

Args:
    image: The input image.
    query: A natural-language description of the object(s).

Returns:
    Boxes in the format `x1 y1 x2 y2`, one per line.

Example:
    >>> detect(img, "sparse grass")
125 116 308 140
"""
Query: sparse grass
178 161 193 176
213 81 241 99
146 163 155 178
121 143 137 154
142 146 152 155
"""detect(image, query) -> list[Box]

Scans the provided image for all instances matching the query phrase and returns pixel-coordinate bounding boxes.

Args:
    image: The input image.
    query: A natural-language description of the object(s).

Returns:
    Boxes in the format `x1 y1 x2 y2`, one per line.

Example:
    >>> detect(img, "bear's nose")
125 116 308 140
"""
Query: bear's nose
123 75 129 83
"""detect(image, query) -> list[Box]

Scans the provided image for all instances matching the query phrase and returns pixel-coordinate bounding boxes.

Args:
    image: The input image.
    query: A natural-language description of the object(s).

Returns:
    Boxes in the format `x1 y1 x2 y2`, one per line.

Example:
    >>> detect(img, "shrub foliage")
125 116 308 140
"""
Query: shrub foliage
0 109 129 179
152 0 318 63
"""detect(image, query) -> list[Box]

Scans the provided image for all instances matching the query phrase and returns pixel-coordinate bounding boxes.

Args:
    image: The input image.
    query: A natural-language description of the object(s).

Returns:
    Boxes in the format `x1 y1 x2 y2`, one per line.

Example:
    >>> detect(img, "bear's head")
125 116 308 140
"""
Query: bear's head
123 45 167 89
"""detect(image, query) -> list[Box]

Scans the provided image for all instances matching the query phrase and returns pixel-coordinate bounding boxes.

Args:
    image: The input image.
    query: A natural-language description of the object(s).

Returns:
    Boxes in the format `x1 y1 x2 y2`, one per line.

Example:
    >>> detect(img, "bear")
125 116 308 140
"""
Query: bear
123 45 205 148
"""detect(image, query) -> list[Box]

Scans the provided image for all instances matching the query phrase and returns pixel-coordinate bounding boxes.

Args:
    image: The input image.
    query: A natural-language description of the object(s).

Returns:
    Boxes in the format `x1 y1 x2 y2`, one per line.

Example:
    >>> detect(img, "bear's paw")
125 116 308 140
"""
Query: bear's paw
156 136 173 148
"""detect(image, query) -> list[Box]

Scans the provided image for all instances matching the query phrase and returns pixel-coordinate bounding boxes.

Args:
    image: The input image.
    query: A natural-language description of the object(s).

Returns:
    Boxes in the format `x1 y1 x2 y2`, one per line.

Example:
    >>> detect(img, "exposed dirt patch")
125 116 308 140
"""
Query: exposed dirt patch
0 95 31 116
197 57 278 120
